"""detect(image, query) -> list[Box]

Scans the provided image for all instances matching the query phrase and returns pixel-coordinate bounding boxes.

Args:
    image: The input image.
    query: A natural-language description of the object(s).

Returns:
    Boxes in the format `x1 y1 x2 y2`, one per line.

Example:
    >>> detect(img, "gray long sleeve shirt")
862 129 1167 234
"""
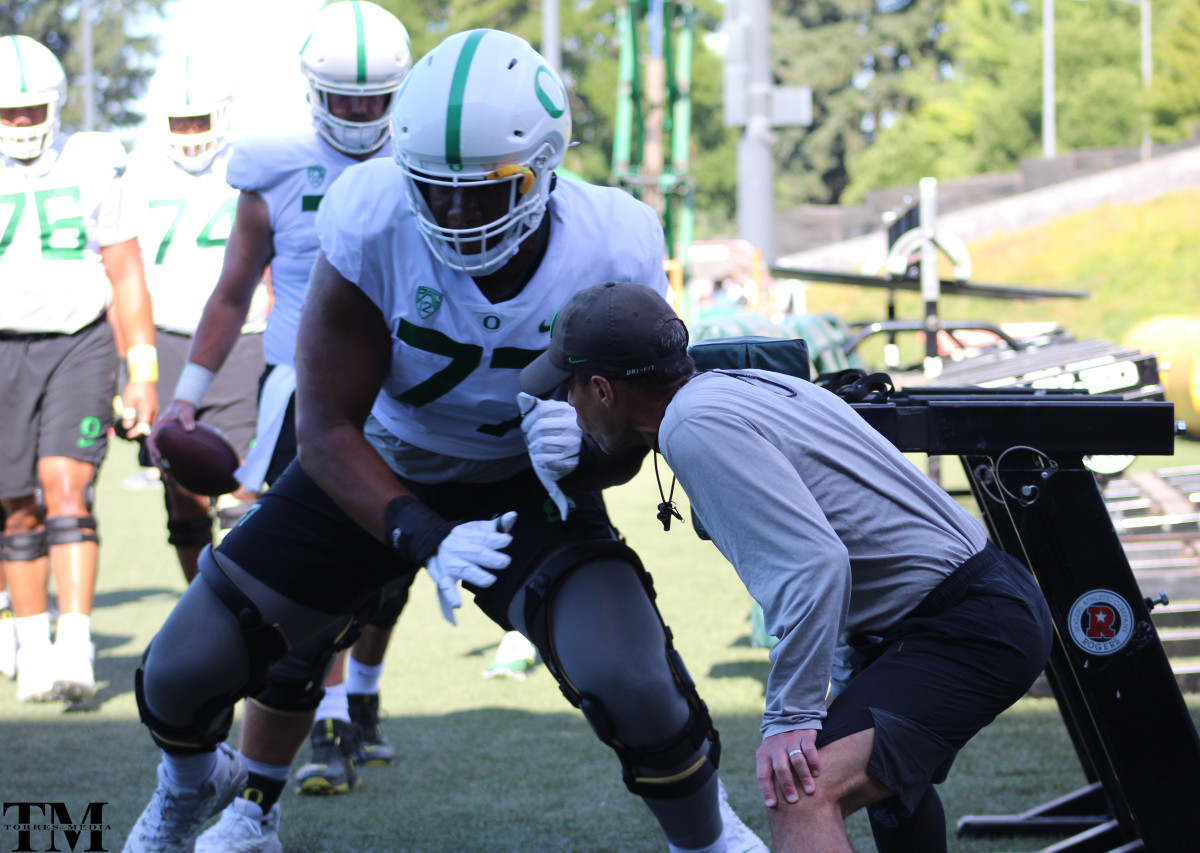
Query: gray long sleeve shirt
657 369 988 739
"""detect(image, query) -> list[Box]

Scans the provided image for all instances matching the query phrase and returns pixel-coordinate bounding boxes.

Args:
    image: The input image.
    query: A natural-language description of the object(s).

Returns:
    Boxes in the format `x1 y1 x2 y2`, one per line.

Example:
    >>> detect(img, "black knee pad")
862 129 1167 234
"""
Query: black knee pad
523 540 721 800
168 516 214 549
135 641 236 755
44 515 99 547
0 529 48 562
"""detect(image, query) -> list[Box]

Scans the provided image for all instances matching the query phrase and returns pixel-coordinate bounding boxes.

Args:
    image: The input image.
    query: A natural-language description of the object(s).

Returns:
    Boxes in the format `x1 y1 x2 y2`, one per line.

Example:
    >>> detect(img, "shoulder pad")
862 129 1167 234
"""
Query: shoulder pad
226 130 321 193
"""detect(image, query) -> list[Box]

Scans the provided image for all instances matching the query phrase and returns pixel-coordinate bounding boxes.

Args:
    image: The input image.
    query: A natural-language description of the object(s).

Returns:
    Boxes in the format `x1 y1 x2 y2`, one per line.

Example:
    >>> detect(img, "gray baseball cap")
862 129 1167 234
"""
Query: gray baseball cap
520 281 688 397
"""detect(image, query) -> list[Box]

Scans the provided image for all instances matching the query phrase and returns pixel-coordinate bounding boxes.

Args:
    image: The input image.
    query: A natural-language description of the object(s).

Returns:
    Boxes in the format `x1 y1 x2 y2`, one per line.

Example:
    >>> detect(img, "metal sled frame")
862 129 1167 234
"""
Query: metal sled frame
849 386 1200 853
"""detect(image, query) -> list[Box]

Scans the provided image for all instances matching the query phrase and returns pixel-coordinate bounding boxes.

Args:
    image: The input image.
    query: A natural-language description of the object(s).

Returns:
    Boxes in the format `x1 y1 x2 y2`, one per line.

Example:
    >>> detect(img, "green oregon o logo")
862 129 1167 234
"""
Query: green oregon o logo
534 66 566 118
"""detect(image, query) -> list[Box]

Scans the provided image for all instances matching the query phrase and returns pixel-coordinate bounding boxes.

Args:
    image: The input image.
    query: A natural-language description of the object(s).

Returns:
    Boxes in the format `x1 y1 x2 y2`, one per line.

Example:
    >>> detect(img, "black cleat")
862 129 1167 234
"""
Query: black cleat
348 692 396 766
293 718 362 795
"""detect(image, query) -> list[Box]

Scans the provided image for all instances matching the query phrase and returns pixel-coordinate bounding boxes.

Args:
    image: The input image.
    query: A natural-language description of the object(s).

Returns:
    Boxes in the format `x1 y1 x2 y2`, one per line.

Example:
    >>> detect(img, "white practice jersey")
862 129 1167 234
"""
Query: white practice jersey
0 132 137 334
319 161 668 463
226 128 388 366
125 144 269 336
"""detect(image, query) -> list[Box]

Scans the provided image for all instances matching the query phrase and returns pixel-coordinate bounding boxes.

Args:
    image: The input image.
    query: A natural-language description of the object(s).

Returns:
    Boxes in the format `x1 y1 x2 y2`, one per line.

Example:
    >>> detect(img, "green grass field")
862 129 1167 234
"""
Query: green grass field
3 444 1199 853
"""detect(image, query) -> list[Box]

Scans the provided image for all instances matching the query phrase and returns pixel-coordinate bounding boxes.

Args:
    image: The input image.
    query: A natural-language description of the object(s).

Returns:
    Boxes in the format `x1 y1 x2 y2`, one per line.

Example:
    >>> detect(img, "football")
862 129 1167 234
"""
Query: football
154 422 242 497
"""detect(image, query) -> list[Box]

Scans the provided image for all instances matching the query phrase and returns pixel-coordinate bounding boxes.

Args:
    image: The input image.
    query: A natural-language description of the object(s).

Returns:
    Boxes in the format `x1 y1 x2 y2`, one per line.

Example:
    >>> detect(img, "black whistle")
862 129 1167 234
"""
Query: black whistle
657 501 683 532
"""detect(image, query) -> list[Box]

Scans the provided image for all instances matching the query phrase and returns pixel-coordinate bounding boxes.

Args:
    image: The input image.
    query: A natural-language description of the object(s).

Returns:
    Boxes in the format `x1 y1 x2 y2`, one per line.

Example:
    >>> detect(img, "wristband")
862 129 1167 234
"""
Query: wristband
126 344 159 384
384 495 456 566
173 362 216 408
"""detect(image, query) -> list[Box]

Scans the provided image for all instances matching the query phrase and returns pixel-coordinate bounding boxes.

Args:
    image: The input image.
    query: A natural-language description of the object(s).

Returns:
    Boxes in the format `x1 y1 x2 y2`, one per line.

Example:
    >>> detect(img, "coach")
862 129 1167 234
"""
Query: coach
519 281 1054 853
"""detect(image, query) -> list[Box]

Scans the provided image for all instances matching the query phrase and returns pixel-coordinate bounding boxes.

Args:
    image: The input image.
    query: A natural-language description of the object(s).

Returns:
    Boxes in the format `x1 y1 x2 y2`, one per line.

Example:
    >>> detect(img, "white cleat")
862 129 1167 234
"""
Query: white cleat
718 779 769 853
15 644 57 702
0 608 15 680
122 743 248 853
195 797 283 853
53 640 96 704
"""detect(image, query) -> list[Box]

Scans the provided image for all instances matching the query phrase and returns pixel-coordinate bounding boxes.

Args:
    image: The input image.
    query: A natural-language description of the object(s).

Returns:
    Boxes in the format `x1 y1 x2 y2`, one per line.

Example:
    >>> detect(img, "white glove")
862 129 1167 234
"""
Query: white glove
426 512 517 625
517 391 581 521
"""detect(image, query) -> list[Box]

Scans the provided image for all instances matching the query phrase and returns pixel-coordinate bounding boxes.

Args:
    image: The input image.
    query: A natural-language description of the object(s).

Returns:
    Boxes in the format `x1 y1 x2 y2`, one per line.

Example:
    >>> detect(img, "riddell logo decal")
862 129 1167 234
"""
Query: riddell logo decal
1067 589 1134 655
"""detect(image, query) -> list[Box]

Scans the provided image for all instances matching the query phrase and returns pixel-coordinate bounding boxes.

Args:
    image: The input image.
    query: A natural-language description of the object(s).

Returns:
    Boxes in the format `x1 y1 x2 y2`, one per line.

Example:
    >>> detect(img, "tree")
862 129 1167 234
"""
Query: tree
770 0 958 204
842 0 1154 200
2 0 169 131
1148 0 1200 140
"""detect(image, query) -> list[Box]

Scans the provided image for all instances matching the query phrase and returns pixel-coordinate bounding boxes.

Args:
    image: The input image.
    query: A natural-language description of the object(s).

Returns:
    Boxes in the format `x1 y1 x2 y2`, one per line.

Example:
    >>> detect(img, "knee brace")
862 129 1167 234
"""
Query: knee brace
135 642 236 755
44 515 99 547
367 587 408 630
167 516 213 549
215 496 254 534
0 529 48 562
252 640 341 714
523 540 721 800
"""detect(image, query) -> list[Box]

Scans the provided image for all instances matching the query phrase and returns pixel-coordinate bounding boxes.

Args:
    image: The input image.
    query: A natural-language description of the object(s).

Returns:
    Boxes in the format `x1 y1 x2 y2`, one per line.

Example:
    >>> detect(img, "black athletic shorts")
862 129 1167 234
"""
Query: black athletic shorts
0 316 117 498
156 330 264 459
817 542 1053 814
217 457 617 628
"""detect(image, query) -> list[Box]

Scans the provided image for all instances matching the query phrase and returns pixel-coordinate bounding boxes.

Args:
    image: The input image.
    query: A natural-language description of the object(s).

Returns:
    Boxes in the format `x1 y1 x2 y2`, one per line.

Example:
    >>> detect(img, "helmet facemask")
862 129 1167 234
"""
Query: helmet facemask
399 146 555 276
165 101 231 173
305 81 395 156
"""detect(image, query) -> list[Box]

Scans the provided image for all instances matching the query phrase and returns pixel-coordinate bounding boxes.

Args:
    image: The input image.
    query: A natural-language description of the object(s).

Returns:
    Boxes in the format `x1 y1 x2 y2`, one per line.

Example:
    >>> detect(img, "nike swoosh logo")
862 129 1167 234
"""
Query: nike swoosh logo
538 321 553 333
568 357 587 364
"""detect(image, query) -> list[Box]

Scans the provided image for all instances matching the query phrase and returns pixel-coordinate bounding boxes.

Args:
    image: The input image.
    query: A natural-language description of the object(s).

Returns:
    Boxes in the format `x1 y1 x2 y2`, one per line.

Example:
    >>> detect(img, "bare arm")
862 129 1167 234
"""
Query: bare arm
102 236 158 432
294 251 414 543
186 190 274 373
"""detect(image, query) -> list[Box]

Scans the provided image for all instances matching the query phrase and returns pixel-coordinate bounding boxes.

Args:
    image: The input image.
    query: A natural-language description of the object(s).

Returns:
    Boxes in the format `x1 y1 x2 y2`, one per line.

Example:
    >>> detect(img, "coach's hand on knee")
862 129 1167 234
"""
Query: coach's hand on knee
756 729 820 807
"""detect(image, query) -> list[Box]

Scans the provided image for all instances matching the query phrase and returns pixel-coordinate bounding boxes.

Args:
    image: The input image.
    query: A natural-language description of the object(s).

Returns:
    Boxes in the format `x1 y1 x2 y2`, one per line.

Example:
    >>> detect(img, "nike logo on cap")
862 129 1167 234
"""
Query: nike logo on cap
538 321 553 333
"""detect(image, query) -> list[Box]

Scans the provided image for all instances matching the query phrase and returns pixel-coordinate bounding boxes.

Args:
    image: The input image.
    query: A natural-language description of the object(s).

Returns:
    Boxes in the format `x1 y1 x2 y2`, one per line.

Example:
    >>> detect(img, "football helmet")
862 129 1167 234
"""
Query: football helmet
391 29 572 276
150 51 233 173
0 35 66 162
299 1 411 156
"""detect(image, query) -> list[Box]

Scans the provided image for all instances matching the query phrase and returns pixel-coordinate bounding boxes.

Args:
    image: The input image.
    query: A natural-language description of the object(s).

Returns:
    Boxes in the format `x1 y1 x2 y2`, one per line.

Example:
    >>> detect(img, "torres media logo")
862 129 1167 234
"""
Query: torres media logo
2 802 109 852
1067 589 1135 656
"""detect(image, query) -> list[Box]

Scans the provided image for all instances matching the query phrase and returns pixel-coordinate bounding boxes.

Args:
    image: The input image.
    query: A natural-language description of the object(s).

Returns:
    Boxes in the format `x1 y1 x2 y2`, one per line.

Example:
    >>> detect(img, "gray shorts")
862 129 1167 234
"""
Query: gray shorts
156 330 263 458
818 543 1053 814
0 316 117 498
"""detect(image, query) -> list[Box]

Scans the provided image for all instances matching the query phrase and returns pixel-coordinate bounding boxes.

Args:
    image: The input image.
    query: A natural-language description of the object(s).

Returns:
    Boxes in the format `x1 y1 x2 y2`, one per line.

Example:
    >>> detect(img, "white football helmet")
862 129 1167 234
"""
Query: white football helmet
299 0 411 156
391 29 572 277
150 51 233 173
0 35 66 162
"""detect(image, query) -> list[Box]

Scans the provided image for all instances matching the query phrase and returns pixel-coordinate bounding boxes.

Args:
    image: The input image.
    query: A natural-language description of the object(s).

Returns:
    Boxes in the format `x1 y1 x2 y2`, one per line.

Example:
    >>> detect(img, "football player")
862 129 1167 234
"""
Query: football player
0 33 158 705
141 3 411 850
126 28 767 853
125 50 268 584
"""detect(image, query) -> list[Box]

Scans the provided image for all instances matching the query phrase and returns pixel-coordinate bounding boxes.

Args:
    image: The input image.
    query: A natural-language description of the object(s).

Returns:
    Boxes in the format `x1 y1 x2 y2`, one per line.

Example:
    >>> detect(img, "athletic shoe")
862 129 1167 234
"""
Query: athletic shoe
194 797 282 853
122 743 247 853
0 607 15 680
293 718 361 795
15 644 56 702
718 779 769 853
52 640 96 704
348 692 396 766
482 630 538 680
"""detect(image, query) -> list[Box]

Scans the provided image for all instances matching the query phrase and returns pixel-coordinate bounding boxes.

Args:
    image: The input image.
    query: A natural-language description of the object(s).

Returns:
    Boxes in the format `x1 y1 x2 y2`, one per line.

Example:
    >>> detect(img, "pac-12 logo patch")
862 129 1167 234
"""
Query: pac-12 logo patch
1068 589 1134 655
415 286 442 318
307 166 326 188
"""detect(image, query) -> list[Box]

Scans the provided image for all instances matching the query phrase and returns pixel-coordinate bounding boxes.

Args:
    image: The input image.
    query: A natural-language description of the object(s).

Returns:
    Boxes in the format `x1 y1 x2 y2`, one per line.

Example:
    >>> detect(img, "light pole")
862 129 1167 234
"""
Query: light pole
1043 0 1055 158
